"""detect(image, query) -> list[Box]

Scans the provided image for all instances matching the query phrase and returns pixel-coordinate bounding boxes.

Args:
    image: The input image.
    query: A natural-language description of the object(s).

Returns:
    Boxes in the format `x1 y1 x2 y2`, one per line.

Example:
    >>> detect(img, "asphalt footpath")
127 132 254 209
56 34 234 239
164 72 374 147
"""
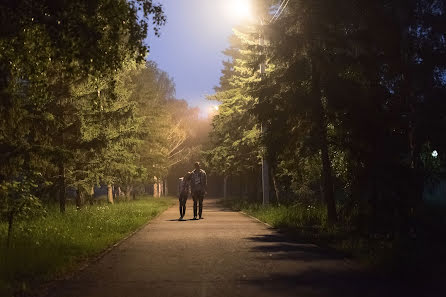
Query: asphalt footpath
45 198 439 297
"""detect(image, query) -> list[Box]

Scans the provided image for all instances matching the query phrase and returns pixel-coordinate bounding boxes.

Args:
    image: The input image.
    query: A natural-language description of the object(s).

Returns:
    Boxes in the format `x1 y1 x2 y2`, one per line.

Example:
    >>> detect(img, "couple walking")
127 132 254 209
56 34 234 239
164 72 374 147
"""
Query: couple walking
178 162 207 221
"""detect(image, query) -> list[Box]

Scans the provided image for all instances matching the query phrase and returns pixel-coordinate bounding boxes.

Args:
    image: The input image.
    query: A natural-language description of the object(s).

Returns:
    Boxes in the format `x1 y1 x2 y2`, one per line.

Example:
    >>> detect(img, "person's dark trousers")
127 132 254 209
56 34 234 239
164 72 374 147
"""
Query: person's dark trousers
179 193 187 217
192 190 204 218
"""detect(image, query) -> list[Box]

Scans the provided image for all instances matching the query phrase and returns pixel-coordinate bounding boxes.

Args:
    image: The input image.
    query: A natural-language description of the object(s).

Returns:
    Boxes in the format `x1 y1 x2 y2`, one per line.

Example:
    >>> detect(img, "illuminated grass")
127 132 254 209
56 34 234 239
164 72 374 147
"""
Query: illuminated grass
221 198 328 230
0 196 174 296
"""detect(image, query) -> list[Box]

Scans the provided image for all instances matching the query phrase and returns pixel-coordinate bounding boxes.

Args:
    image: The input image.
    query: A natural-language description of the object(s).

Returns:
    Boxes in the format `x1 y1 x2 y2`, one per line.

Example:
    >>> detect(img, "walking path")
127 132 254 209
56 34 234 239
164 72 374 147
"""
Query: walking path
46 199 429 297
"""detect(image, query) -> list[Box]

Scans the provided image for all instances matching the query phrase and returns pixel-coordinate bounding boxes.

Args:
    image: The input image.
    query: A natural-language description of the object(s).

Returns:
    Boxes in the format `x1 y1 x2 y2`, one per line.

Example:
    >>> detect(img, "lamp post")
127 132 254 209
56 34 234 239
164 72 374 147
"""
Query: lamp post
259 29 270 205
229 0 270 205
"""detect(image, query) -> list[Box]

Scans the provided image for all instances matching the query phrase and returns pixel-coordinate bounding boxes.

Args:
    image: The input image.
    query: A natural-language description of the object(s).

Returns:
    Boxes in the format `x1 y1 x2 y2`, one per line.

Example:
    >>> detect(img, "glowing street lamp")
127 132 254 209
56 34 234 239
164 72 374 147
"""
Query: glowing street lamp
208 104 220 117
229 0 254 21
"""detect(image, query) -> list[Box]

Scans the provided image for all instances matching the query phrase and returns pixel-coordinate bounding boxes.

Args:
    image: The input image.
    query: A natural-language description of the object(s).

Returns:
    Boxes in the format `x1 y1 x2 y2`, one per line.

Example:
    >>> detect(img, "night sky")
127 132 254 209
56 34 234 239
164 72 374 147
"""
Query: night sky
146 0 244 117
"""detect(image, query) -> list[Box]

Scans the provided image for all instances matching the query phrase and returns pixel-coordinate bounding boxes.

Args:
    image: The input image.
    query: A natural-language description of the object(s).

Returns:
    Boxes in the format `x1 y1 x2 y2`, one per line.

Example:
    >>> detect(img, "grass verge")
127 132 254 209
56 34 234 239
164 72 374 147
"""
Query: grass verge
219 198 337 243
220 197 446 278
0 196 175 296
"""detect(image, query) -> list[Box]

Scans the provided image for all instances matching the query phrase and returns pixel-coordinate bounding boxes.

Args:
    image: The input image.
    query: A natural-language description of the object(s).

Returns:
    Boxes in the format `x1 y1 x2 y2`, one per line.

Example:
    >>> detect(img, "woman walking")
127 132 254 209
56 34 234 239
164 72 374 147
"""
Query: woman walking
178 172 191 220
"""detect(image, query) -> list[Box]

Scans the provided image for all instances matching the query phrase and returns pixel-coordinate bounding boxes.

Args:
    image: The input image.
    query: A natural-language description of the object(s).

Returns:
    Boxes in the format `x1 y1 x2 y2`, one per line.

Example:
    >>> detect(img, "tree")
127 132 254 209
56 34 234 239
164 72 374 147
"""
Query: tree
204 29 262 200
0 0 165 212
208 0 446 230
130 61 174 196
0 174 44 247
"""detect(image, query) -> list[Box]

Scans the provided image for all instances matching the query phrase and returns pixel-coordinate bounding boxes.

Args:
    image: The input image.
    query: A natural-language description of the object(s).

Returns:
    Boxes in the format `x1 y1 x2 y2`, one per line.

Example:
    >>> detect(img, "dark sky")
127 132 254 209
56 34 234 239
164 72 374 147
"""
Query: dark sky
146 0 246 117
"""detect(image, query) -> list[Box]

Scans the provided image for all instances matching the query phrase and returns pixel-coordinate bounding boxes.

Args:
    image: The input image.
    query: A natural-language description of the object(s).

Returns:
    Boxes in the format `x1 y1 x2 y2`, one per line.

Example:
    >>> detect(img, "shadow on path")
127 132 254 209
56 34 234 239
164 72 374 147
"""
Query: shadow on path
247 233 346 261
244 232 444 297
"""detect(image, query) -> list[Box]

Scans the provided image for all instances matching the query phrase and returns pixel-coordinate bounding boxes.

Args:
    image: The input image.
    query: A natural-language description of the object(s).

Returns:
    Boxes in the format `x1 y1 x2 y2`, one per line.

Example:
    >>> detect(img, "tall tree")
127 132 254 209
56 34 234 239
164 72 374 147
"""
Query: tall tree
205 29 262 199
0 0 165 211
208 0 446 229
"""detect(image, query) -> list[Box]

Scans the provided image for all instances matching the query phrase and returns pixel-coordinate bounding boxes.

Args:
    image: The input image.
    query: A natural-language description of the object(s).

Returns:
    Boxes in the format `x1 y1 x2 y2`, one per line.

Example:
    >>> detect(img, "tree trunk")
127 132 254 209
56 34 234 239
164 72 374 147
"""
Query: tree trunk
112 185 117 201
153 177 159 198
107 184 114 204
403 65 423 207
58 91 67 213
311 55 337 224
58 162 66 213
89 186 94 205
271 167 280 205
6 212 13 248
125 185 132 201
164 180 168 196
159 180 164 197
223 176 228 199
160 182 162 197
318 114 337 224
397 7 424 217
239 174 243 199
75 187 84 210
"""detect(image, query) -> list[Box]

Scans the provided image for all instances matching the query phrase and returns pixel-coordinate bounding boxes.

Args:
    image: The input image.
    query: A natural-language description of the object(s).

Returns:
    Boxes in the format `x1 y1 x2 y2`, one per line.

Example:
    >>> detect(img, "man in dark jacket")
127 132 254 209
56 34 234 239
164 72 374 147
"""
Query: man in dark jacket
191 162 207 220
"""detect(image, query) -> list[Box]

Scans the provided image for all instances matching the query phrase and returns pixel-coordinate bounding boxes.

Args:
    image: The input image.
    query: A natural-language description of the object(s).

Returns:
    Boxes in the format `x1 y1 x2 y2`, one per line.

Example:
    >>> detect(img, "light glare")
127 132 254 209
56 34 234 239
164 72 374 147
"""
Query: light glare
229 0 254 21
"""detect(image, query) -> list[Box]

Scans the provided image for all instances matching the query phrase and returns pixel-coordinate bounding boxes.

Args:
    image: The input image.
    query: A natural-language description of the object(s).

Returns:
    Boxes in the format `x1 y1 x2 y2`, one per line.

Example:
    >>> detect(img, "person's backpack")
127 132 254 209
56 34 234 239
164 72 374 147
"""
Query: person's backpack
191 170 203 191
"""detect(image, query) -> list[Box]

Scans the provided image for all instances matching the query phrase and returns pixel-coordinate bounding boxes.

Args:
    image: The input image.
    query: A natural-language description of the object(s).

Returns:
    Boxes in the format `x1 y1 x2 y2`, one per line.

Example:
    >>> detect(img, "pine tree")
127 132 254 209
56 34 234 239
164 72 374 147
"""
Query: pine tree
205 28 262 199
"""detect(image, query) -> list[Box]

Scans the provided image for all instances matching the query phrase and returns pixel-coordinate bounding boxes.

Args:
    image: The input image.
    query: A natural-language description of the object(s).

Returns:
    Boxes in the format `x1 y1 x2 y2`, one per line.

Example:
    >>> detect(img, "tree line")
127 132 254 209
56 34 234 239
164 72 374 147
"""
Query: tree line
0 1 200 243
206 0 446 234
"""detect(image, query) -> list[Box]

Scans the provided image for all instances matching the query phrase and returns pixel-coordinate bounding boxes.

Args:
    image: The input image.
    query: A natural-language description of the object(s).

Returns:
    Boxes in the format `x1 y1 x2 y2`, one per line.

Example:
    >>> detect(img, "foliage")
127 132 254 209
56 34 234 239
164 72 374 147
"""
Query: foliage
0 174 45 247
0 0 193 211
208 0 446 230
204 28 261 177
0 0 208 294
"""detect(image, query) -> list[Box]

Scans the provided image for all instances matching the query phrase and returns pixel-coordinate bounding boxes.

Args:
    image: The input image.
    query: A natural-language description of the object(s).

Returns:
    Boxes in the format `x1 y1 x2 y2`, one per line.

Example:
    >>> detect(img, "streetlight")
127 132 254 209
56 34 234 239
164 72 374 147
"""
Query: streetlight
229 0 270 205
228 0 254 22
207 104 220 118
258 21 270 206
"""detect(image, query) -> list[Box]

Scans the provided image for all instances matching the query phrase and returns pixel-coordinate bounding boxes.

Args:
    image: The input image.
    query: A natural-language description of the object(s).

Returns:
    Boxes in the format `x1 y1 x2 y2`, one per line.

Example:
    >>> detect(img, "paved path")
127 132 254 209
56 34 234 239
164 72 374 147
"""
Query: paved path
47 199 433 297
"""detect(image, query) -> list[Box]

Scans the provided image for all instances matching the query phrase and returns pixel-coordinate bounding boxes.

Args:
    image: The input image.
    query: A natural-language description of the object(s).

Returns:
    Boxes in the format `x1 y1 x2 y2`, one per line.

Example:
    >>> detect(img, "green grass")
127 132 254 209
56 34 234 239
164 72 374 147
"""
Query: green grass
220 198 446 277
223 199 382 263
220 198 355 255
0 196 175 296
223 198 390 254
221 198 328 231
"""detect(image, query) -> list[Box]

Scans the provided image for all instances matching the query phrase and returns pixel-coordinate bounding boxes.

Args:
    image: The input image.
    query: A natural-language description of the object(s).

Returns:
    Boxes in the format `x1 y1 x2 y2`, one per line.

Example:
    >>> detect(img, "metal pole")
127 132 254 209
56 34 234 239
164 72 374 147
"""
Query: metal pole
259 29 270 205
261 123 270 205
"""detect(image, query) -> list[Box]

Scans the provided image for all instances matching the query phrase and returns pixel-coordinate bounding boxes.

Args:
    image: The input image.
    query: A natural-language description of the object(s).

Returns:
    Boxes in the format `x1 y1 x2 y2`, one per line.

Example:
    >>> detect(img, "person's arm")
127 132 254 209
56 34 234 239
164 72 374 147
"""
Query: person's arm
203 171 207 193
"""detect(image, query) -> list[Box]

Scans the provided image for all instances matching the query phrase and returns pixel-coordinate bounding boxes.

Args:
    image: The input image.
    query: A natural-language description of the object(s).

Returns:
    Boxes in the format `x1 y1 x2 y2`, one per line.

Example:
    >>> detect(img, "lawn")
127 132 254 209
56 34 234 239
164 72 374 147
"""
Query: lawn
0 196 175 296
